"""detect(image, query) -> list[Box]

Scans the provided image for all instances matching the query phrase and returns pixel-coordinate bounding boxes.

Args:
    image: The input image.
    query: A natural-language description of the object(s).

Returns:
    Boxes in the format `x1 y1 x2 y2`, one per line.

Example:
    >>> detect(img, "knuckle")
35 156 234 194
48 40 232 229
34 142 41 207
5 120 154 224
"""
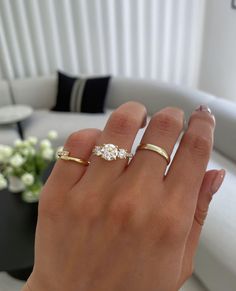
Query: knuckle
184 131 212 157
108 111 140 135
66 129 100 149
66 131 81 146
152 111 183 135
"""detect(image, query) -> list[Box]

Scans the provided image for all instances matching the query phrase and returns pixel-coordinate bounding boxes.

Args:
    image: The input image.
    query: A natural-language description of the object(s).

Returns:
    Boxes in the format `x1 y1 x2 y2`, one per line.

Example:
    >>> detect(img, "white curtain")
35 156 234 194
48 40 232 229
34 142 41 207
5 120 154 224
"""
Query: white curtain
0 0 205 87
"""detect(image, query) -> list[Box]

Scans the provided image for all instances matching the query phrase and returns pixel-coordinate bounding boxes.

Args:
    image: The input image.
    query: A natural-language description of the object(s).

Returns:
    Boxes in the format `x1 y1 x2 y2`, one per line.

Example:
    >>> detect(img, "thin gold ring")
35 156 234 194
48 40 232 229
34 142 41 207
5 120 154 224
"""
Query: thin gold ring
57 150 90 166
136 143 170 164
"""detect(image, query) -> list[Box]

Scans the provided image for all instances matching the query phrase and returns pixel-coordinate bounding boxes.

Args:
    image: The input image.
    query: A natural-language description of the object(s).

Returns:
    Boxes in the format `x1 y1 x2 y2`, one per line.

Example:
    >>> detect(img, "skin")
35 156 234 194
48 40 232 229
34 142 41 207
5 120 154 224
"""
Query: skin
22 102 225 291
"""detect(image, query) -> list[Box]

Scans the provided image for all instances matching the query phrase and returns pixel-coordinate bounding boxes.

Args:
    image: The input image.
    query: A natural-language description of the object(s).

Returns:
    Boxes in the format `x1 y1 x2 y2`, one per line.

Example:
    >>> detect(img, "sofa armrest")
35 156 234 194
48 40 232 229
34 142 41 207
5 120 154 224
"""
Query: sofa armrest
106 77 215 119
107 77 236 162
208 98 236 162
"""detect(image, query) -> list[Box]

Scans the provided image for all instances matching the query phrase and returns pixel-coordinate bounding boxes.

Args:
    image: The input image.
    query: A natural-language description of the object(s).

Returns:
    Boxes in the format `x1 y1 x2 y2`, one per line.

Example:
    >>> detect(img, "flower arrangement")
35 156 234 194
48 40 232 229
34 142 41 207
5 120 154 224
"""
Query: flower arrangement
0 130 60 203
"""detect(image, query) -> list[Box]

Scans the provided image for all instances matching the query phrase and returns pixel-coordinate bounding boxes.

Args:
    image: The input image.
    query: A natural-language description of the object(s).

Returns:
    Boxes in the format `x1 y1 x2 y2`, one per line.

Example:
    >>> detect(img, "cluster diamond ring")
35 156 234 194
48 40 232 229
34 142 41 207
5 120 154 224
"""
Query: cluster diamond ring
57 150 90 166
92 144 133 161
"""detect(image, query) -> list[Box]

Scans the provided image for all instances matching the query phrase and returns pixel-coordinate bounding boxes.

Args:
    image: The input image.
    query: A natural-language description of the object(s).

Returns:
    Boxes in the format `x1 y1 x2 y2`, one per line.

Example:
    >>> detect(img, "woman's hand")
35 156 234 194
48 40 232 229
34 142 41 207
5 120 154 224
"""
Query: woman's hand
23 102 225 291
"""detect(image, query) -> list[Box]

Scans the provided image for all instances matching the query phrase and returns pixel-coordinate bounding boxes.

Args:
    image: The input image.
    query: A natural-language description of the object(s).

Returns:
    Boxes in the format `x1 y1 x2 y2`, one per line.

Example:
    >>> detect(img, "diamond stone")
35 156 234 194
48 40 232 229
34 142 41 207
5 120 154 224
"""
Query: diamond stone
93 146 102 156
101 144 118 161
118 149 127 159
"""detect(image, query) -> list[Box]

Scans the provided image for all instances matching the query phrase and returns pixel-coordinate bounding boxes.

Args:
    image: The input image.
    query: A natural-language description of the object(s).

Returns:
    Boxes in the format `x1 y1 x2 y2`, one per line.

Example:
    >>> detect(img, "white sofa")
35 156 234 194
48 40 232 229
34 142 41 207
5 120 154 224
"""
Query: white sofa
0 76 236 291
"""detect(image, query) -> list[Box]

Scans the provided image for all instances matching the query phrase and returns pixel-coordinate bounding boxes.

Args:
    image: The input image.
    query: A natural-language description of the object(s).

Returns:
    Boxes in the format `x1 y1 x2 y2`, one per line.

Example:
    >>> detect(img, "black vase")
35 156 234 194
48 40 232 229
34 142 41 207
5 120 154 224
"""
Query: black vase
0 162 54 281
0 189 38 280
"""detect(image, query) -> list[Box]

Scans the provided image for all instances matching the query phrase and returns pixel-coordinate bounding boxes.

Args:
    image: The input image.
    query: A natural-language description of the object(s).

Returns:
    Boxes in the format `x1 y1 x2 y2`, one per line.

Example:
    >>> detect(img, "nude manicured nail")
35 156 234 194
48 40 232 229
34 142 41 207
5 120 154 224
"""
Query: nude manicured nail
195 105 212 114
211 169 226 194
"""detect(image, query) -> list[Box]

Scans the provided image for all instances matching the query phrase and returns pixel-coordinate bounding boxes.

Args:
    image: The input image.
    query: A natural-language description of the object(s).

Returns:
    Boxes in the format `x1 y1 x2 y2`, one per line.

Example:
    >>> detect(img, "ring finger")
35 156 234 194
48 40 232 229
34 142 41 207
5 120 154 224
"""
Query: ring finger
82 102 147 185
128 107 184 180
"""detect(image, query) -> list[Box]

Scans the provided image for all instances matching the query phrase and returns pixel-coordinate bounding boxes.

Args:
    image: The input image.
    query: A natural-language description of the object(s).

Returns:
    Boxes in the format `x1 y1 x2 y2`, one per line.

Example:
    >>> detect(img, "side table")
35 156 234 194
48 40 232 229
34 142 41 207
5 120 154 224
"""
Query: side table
0 105 33 139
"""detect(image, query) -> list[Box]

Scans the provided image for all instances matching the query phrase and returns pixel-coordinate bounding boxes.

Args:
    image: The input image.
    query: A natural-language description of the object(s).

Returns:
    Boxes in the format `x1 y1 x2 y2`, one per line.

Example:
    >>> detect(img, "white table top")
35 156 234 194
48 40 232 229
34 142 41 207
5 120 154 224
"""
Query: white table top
0 105 33 125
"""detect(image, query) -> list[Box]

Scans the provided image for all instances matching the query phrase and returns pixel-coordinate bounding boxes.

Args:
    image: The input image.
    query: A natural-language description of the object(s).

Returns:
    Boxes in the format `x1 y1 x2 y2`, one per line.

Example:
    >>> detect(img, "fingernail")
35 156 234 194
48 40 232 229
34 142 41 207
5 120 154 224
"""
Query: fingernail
195 105 212 114
211 169 226 194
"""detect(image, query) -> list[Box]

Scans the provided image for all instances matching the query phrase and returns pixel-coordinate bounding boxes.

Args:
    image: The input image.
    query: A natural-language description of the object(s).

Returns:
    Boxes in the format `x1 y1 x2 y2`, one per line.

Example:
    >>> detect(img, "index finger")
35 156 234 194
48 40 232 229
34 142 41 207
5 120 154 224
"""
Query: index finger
165 105 215 209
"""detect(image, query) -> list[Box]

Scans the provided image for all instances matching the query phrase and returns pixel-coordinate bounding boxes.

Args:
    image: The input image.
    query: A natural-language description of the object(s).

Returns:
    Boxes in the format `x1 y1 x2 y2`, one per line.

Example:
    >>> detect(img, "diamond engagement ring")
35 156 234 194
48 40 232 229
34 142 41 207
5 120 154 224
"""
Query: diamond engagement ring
92 144 133 161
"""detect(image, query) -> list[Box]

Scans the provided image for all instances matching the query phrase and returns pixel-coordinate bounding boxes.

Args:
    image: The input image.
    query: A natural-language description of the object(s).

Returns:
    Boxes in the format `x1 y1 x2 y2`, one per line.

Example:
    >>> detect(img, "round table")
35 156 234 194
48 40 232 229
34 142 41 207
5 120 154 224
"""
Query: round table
0 105 33 139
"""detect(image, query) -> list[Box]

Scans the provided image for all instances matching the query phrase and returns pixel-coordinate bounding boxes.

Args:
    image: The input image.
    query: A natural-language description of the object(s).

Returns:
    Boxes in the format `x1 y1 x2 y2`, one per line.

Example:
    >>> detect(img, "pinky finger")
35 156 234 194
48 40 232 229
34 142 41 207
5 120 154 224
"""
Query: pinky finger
177 169 225 288
193 169 226 227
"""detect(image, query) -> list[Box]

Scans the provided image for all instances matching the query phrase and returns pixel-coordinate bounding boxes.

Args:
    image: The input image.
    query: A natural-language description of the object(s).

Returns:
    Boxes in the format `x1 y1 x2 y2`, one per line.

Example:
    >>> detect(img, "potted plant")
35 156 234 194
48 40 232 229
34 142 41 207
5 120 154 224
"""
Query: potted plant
0 130 60 280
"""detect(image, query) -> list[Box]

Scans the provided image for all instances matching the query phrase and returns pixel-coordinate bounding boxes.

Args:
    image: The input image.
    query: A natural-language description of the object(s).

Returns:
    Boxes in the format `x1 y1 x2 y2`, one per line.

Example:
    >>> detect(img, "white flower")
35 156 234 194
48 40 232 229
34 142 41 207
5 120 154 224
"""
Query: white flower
14 139 24 147
42 148 54 160
21 173 34 186
0 145 13 162
0 174 7 190
8 176 25 192
40 139 52 149
48 130 58 140
22 190 39 203
27 136 38 145
2 146 13 157
29 148 36 156
21 148 30 156
5 167 13 175
0 153 5 163
9 154 25 167
22 140 31 147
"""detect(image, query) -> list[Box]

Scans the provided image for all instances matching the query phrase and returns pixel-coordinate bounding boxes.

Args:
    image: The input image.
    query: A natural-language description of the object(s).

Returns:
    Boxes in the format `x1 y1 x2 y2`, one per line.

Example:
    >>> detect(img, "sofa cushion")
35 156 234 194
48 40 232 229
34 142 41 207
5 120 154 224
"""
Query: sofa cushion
21 110 113 147
52 71 111 113
51 72 77 112
0 80 12 107
10 76 57 109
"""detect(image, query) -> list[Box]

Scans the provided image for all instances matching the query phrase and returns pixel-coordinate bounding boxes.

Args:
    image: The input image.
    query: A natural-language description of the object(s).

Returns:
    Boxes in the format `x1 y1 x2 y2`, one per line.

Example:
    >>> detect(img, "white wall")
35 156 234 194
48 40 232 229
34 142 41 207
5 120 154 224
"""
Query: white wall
198 0 236 101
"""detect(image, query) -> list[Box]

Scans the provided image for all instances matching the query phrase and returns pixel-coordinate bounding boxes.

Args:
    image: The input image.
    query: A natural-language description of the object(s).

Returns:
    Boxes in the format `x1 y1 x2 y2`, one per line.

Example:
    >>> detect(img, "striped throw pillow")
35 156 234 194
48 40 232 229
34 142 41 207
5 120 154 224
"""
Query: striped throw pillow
52 71 111 113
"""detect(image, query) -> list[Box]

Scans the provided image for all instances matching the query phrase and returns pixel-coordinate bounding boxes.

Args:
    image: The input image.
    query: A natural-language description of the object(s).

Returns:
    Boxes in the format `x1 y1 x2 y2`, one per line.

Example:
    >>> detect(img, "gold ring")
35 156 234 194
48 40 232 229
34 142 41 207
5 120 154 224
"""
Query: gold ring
136 143 170 164
92 144 133 161
57 150 90 166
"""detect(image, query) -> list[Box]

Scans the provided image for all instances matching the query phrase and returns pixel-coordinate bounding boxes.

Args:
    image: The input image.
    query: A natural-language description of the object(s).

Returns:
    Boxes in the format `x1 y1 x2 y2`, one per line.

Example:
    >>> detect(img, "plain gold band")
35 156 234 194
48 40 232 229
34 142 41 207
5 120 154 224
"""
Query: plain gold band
57 150 90 166
136 143 170 164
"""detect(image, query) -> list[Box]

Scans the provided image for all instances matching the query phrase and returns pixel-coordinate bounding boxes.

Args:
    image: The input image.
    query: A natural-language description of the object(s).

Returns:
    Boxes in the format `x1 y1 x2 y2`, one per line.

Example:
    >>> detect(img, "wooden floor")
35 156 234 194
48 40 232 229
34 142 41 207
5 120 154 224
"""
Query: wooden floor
0 272 207 291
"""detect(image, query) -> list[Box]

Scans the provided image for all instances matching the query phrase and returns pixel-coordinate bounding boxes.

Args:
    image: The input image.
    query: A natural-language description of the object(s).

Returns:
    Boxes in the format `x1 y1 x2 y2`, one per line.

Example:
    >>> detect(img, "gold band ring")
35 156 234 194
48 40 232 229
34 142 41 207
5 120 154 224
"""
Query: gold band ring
136 143 170 164
57 150 90 166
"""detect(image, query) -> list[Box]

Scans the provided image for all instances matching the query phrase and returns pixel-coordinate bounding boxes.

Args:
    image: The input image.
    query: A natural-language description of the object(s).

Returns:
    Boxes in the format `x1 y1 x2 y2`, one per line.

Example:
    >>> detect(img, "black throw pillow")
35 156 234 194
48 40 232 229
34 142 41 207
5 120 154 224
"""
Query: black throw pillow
52 71 111 113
